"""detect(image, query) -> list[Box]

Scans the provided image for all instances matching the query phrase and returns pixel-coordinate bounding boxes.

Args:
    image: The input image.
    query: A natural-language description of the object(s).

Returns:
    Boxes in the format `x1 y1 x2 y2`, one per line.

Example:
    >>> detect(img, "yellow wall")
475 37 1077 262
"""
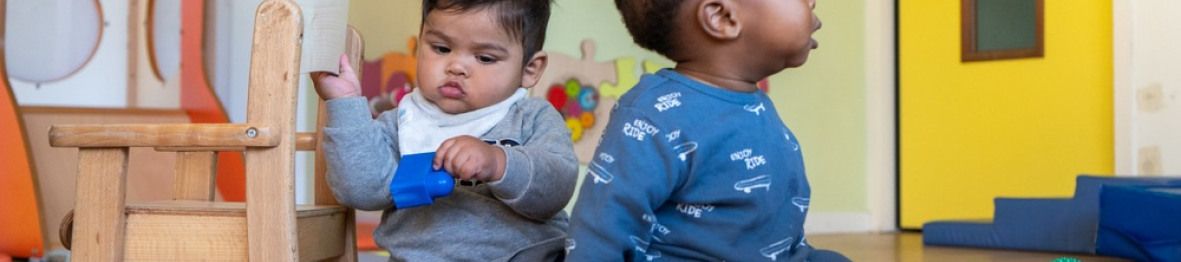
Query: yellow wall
900 0 1114 228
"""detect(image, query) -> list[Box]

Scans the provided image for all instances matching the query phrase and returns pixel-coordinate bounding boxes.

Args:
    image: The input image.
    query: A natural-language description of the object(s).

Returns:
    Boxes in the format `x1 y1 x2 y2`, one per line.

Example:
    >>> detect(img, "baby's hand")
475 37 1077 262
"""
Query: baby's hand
310 54 361 100
433 136 506 182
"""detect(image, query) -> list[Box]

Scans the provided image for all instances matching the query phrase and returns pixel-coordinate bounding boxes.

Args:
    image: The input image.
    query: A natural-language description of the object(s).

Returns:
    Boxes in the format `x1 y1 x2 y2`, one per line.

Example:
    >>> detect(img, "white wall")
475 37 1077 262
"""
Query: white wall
1114 0 1181 176
208 0 257 124
861 0 897 233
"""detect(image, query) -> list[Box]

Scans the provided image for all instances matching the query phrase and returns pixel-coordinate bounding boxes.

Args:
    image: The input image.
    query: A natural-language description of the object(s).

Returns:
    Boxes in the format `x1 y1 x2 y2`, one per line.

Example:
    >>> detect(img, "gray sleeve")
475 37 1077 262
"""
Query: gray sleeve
322 97 400 211
487 104 579 221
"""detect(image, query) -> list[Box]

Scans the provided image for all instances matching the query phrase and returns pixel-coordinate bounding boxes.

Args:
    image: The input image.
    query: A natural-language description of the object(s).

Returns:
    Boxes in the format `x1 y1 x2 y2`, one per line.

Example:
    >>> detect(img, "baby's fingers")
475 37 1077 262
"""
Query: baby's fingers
337 54 360 83
338 55 354 75
433 139 458 170
451 153 477 180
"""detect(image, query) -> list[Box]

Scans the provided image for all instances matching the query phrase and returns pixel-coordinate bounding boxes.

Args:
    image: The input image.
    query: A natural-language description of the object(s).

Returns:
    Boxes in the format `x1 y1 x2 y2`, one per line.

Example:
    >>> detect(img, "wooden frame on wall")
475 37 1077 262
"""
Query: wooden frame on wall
961 0 1044 62
146 0 164 81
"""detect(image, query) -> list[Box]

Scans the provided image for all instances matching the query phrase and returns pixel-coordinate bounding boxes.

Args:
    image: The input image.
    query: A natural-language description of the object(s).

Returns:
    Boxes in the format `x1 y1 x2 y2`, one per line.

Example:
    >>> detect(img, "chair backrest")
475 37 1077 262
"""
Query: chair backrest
177 1 365 260
240 1 305 259
243 3 365 259
48 0 362 260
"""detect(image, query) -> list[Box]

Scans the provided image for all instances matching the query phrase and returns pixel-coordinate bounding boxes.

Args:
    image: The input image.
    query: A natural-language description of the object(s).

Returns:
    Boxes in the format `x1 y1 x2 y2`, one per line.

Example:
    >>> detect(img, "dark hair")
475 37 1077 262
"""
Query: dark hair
613 0 685 58
422 0 552 63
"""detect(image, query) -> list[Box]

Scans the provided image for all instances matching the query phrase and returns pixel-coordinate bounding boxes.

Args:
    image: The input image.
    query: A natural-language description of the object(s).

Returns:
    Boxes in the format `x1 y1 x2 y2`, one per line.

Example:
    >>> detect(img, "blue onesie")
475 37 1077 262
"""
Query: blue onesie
568 69 816 261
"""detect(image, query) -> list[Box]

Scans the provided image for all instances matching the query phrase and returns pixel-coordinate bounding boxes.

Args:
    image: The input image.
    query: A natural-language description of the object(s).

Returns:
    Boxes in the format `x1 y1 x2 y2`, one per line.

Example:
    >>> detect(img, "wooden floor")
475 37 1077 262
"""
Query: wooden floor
357 232 1129 261
808 233 1129 262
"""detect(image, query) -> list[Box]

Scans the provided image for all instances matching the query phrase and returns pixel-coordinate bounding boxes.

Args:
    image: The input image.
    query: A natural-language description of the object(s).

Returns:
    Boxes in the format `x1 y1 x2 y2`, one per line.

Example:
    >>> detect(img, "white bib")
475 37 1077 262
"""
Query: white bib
396 88 526 156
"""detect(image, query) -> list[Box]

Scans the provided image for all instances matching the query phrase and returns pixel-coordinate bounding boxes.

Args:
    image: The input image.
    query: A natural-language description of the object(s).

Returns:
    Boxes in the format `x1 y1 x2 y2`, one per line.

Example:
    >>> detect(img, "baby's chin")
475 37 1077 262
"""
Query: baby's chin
435 103 473 114
786 55 810 68
783 49 814 68
418 94 463 112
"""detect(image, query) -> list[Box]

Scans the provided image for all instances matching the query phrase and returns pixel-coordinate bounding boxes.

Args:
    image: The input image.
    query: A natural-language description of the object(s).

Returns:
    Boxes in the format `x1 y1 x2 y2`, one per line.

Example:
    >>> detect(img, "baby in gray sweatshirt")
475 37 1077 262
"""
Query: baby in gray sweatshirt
311 0 575 261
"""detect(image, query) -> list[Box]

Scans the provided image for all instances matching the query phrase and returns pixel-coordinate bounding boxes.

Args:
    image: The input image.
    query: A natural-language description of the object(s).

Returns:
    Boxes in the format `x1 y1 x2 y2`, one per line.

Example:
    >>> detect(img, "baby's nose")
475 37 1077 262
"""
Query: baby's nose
446 62 468 77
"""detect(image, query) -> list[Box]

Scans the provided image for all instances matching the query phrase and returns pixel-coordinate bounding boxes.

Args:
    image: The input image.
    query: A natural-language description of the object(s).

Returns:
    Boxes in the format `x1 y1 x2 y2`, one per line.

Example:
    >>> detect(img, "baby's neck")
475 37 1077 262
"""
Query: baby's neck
674 62 764 93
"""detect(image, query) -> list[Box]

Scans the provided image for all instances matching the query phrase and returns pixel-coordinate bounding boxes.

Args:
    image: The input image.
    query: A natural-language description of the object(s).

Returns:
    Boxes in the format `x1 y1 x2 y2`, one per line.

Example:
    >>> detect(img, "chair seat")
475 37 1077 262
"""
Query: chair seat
122 200 347 261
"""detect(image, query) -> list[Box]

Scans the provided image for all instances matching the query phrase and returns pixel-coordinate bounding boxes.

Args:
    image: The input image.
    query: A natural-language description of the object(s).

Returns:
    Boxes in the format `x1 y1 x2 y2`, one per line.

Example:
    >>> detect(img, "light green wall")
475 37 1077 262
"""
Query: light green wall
348 0 424 57
348 0 870 213
770 1 868 212
544 2 672 65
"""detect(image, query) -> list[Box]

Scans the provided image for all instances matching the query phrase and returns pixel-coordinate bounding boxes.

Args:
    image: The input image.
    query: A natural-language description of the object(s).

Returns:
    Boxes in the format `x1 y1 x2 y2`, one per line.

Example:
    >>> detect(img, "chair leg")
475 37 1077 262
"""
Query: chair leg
71 148 129 262
336 209 358 262
173 151 218 201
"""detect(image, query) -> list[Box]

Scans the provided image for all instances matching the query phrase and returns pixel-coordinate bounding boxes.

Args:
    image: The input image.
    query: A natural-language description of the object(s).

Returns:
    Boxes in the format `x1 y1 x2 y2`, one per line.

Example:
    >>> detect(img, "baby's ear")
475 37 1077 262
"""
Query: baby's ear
520 51 549 88
696 0 742 40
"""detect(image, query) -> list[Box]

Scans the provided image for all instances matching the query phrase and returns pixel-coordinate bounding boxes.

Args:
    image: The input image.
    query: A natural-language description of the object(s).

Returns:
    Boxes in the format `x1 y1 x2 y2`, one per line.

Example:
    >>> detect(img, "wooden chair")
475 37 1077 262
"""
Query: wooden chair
49 0 362 260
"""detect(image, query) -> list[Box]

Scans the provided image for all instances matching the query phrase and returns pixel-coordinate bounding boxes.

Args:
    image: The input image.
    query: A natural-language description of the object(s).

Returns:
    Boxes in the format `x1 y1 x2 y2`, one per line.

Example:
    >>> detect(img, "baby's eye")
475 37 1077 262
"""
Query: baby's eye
476 55 499 64
432 45 451 54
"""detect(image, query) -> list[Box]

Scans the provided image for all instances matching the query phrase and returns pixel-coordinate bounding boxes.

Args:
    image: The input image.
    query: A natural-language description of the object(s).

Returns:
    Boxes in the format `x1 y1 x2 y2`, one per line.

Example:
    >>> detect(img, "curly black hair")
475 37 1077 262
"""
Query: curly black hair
614 0 686 58
422 0 552 63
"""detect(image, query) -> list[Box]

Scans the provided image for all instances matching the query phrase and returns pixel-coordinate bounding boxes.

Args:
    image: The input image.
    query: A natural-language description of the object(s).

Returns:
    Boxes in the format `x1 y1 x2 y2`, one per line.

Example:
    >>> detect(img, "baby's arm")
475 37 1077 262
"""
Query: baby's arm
485 104 579 221
322 100 400 211
315 55 401 211
567 107 684 260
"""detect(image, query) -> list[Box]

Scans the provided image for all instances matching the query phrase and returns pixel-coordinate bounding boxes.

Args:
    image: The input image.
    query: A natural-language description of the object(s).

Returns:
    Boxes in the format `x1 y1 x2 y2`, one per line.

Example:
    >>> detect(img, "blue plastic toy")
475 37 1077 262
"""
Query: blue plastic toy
390 152 454 208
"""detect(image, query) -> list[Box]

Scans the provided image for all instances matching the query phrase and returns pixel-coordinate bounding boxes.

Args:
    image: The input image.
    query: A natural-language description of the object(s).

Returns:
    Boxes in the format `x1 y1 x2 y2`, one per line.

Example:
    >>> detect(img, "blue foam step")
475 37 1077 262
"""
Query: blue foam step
923 220 999 248
991 198 1087 252
1096 186 1181 261
923 175 1181 253
925 198 1085 252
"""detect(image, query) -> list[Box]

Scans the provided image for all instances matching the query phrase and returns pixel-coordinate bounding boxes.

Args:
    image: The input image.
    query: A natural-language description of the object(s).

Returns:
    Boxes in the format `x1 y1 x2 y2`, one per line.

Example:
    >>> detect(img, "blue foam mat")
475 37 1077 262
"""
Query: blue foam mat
923 175 1181 253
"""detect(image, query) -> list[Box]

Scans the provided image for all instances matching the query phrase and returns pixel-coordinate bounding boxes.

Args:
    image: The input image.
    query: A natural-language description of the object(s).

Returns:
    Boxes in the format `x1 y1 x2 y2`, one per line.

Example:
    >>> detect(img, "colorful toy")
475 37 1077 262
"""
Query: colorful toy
390 153 455 209
528 40 618 163
527 39 766 164
532 40 617 99
545 79 599 142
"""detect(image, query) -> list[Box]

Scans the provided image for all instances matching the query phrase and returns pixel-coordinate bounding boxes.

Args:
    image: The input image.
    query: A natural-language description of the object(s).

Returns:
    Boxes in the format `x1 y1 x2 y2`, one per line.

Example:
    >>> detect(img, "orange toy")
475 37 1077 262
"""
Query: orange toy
0 0 45 257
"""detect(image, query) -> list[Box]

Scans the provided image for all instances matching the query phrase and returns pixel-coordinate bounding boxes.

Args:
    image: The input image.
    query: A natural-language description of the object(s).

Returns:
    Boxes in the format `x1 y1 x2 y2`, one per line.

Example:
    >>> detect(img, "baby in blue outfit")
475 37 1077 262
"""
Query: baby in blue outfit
567 0 849 261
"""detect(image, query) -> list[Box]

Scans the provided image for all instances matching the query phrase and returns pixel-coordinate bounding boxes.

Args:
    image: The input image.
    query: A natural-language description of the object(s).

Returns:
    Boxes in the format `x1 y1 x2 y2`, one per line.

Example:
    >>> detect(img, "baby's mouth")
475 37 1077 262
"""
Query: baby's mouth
439 81 466 99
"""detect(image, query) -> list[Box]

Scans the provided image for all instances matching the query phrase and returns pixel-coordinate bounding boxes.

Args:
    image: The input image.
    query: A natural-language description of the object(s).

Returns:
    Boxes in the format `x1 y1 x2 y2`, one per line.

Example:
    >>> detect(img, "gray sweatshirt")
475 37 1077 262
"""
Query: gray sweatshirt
322 97 578 261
